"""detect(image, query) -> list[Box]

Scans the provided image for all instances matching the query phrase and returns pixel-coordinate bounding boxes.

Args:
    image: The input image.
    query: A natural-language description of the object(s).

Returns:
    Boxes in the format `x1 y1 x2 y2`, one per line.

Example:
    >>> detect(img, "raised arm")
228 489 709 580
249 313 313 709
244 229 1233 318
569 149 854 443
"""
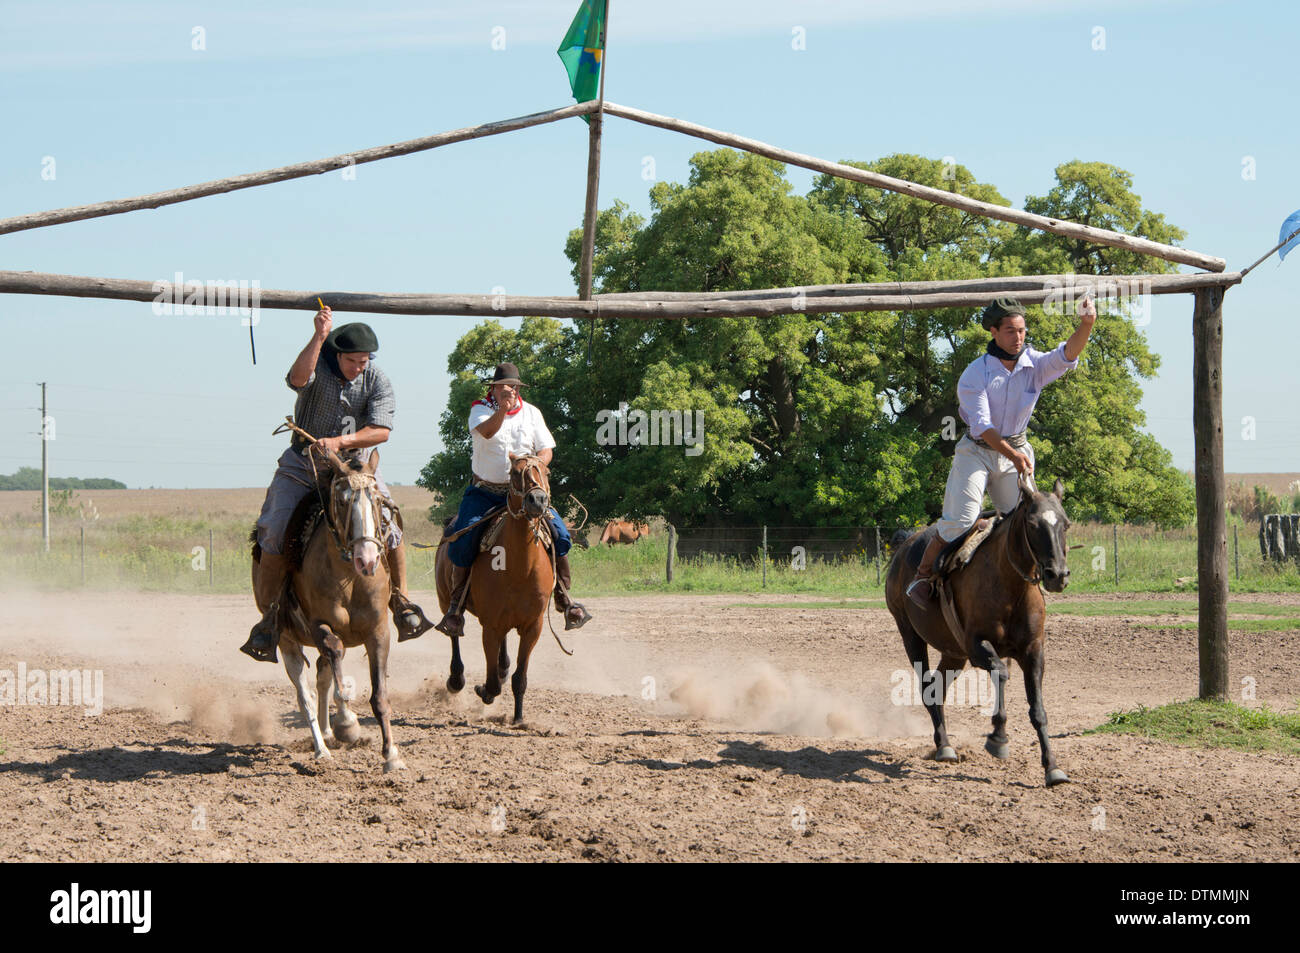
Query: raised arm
289 306 331 389
1064 295 1097 362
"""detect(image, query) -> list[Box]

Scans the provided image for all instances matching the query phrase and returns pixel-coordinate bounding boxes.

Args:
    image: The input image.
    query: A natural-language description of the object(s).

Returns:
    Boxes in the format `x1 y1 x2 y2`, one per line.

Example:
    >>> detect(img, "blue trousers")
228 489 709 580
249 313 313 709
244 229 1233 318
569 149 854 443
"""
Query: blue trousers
446 484 571 568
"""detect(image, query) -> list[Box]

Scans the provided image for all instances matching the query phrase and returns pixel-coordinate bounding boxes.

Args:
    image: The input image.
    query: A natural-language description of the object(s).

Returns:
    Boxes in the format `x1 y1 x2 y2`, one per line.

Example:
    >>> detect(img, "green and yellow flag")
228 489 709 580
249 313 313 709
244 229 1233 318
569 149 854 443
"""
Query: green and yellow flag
557 0 606 120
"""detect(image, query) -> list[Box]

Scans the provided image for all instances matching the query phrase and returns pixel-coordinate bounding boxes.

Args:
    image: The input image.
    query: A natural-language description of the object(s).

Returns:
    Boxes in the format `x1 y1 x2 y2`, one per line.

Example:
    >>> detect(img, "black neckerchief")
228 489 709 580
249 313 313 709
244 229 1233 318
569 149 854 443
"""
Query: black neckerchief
987 339 1023 363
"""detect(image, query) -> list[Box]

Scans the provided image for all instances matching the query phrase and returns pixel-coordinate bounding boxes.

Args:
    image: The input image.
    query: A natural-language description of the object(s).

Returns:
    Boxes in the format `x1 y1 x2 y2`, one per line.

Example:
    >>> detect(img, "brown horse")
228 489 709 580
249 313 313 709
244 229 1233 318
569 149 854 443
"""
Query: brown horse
435 452 555 724
600 520 650 545
885 478 1072 787
250 447 406 773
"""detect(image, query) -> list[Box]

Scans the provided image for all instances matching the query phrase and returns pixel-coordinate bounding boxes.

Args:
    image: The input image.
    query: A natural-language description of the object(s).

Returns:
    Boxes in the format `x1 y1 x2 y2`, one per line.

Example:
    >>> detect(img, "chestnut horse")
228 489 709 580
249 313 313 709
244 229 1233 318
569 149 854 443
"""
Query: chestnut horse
885 478 1072 787
435 452 556 724
250 446 406 773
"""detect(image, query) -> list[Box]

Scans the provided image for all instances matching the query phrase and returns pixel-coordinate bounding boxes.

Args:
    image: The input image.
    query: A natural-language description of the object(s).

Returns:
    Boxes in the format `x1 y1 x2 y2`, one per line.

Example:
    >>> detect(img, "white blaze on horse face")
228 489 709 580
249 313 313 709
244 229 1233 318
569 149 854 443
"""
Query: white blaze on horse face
350 491 380 576
1041 510 1058 527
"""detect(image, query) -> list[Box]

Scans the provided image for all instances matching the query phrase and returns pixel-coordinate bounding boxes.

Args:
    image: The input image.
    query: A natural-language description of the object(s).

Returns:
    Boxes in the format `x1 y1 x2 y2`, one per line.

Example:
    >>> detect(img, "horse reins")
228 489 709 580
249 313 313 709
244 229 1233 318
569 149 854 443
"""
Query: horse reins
505 455 575 656
274 417 390 567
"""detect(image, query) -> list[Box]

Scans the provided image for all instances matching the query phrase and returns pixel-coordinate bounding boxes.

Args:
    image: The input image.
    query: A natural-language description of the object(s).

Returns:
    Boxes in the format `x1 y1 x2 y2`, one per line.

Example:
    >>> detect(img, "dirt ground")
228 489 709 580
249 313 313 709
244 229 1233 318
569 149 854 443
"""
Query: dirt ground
0 588 1297 862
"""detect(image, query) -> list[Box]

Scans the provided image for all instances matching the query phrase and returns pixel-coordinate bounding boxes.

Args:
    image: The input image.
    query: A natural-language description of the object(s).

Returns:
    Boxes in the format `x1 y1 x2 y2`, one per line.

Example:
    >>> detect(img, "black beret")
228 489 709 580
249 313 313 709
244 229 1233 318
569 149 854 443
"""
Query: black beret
326 322 379 353
981 297 1026 331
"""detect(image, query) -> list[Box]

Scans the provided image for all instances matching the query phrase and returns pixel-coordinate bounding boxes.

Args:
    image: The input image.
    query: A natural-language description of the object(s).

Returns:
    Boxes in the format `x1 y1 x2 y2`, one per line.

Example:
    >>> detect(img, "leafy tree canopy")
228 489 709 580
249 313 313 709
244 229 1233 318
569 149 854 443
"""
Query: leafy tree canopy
418 151 1195 530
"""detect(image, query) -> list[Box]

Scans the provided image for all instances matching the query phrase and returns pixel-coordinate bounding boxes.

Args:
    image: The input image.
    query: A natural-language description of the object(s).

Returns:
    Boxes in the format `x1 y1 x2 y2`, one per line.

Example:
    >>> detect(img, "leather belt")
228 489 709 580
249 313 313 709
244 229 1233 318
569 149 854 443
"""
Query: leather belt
969 430 1028 450
471 475 512 495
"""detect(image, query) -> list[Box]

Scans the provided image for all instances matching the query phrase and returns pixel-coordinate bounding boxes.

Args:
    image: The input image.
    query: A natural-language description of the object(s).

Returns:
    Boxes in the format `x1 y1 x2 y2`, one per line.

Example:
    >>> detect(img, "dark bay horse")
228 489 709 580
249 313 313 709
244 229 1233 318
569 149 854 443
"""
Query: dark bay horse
435 452 556 724
885 478 1072 787
250 446 406 773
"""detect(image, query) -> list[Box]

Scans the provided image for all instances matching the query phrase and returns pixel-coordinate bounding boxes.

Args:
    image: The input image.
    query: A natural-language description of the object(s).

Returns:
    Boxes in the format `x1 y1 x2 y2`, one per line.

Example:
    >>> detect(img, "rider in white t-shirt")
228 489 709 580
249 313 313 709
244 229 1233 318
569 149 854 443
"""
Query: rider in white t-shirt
432 362 592 637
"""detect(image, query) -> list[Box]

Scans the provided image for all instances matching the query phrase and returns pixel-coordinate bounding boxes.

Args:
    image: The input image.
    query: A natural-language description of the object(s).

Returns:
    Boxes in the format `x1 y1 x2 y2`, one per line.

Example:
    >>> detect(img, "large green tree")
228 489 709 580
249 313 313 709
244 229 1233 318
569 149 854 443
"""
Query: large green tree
418 151 1195 529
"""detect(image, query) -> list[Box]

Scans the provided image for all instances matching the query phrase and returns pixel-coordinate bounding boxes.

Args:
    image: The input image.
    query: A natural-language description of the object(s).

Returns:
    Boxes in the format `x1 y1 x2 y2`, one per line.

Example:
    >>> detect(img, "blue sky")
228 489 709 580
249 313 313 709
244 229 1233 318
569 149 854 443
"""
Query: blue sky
1 0 1296 488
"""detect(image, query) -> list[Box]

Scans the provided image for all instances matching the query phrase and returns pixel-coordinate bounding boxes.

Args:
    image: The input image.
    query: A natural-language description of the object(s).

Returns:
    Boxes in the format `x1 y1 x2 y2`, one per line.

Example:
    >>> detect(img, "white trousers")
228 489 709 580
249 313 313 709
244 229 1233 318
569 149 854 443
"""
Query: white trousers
935 436 1035 542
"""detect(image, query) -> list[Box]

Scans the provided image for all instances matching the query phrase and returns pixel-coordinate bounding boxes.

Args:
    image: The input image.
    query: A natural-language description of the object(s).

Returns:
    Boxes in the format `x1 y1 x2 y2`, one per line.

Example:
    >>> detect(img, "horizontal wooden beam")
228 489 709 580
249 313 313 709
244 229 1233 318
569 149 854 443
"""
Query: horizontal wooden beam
0 269 1241 319
599 272 1241 301
0 101 599 237
602 101 1227 274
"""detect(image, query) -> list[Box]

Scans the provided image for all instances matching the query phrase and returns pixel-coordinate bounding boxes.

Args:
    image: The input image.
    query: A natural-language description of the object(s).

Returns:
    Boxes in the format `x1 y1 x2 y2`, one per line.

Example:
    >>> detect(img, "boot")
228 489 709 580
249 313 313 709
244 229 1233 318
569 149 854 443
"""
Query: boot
434 564 472 638
242 552 288 663
553 553 593 630
387 542 435 642
906 534 945 609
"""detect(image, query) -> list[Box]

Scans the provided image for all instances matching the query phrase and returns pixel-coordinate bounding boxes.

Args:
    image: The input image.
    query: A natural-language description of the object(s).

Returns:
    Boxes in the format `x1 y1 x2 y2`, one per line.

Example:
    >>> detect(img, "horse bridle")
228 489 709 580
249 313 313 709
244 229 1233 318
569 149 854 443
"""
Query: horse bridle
323 464 386 564
1005 502 1043 584
506 455 551 526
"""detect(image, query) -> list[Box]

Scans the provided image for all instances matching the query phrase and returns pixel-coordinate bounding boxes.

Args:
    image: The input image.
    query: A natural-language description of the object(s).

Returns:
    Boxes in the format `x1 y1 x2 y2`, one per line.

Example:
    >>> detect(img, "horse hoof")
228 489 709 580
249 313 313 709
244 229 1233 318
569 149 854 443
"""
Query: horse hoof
446 673 465 694
313 748 333 762
333 721 361 744
474 684 496 704
1045 768 1070 787
985 737 1010 760
935 746 958 763
384 757 407 774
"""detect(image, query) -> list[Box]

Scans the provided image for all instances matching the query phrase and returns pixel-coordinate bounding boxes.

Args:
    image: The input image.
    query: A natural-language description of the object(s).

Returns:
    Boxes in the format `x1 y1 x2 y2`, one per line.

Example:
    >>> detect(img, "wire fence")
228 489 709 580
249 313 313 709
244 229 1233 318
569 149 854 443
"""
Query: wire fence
2 511 1300 594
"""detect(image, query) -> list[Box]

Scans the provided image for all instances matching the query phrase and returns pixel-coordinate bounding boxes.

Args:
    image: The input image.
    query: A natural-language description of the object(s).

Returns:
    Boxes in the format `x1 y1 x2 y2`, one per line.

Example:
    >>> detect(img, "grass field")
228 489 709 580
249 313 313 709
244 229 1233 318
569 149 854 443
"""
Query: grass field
3 487 1300 596
1089 700 1300 757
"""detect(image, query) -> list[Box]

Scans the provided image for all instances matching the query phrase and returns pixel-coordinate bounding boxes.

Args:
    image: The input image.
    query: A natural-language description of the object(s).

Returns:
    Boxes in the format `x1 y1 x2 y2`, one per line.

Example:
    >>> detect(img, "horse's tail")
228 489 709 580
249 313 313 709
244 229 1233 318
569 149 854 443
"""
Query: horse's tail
249 525 261 561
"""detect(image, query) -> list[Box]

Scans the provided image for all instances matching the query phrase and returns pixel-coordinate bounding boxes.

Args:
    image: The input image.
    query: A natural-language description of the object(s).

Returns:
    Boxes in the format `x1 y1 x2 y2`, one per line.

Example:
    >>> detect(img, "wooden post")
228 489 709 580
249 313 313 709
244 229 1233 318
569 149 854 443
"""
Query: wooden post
40 382 49 553
1233 524 1239 582
577 0 609 301
1193 287 1230 700
875 526 882 585
665 524 675 583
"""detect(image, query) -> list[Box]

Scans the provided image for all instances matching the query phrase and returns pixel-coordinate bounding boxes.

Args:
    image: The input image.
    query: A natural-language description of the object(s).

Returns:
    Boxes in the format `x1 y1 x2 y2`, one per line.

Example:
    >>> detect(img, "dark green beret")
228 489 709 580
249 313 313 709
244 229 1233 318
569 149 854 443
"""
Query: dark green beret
981 297 1026 331
326 322 379 353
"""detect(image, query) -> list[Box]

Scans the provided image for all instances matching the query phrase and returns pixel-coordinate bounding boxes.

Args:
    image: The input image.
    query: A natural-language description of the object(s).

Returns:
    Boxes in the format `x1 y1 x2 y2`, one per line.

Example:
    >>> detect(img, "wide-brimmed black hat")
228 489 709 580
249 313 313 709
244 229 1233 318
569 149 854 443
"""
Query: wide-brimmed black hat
326 322 379 353
981 297 1026 331
487 362 525 387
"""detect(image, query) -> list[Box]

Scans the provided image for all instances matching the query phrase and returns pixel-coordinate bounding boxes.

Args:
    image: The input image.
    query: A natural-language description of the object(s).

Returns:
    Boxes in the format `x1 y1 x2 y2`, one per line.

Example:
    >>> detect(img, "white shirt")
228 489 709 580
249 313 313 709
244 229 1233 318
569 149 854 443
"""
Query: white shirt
468 398 556 483
957 343 1078 438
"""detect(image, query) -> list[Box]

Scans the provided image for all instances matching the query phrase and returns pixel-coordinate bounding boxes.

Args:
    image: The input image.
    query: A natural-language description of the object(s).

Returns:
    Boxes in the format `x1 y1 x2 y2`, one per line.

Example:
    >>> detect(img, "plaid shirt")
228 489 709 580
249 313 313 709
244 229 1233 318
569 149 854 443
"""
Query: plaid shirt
286 355 395 448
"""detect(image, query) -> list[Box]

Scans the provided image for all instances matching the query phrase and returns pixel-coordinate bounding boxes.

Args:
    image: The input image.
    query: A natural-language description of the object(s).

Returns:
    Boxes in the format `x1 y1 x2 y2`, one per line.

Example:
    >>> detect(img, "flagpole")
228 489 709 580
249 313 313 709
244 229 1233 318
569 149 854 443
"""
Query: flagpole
578 0 609 301
1240 224 1300 277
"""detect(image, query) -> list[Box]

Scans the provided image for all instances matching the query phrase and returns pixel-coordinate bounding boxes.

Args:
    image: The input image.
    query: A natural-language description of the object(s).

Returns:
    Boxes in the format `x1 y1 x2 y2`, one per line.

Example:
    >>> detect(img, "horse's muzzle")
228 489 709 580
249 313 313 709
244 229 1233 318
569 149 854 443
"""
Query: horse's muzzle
1042 566 1069 592
524 489 548 518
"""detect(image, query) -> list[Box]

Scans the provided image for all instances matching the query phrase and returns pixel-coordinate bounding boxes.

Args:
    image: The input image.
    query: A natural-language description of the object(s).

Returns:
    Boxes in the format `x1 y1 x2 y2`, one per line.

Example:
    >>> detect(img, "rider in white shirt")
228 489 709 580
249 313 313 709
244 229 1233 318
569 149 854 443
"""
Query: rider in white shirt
906 295 1096 608
432 363 593 637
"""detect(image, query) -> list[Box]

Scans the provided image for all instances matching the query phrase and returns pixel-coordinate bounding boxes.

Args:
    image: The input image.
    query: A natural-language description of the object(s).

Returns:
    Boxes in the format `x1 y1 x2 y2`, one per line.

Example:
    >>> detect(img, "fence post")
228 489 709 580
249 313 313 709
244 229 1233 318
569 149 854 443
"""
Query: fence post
1233 524 1239 582
1113 524 1119 587
761 525 767 588
666 524 675 583
875 526 882 585
80 525 85 585
209 528 215 587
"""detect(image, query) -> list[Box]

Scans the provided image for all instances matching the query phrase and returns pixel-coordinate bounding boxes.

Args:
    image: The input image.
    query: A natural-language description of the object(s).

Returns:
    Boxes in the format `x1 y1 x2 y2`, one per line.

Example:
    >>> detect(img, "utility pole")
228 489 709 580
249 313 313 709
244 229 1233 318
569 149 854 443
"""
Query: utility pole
41 381 49 553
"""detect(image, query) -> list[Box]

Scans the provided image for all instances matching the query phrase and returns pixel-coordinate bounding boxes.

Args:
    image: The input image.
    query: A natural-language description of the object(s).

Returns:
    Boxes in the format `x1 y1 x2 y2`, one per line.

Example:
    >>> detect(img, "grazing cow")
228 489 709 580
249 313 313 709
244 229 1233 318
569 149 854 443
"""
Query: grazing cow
601 520 651 545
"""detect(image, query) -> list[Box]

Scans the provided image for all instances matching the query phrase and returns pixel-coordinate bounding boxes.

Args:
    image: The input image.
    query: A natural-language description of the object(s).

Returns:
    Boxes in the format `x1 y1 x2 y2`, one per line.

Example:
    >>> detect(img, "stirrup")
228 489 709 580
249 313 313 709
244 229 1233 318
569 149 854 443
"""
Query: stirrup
433 610 465 639
391 592 435 642
240 614 280 664
563 604 593 631
906 575 935 608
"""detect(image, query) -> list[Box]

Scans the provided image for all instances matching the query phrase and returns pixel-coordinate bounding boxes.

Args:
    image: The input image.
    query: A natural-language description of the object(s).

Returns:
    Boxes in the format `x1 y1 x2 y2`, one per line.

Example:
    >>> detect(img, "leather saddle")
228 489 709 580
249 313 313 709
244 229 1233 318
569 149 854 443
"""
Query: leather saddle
932 509 999 581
